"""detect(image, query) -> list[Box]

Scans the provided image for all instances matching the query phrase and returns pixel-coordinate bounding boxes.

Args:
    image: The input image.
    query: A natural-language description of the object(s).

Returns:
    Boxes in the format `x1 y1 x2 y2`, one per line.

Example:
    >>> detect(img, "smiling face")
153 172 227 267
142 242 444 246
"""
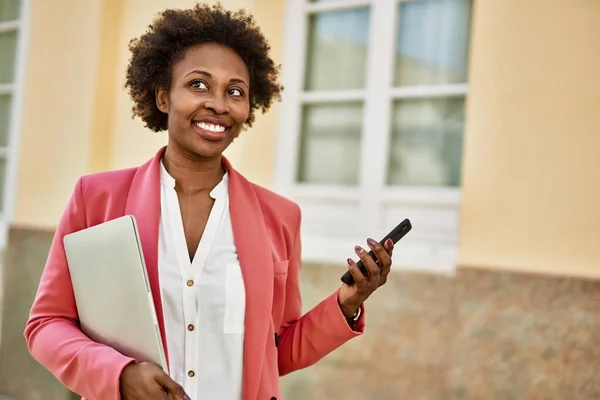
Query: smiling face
156 43 250 160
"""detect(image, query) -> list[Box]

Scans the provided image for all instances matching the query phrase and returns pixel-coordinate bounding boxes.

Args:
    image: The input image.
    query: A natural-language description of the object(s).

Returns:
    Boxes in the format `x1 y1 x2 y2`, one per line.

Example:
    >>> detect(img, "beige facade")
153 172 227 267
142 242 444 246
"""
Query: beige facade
10 0 600 277
459 0 600 278
13 0 283 230
1 0 599 398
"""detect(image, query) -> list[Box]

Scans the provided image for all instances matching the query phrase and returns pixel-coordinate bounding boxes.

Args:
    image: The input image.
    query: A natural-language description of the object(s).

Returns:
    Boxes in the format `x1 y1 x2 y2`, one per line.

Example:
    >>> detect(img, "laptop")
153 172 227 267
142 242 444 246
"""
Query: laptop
63 215 167 371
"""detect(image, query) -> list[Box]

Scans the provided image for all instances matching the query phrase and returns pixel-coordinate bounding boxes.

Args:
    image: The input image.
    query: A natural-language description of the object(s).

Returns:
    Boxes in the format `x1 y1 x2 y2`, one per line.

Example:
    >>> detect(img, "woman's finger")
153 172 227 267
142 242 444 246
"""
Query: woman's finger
384 238 394 256
346 258 367 286
366 238 392 275
354 245 380 283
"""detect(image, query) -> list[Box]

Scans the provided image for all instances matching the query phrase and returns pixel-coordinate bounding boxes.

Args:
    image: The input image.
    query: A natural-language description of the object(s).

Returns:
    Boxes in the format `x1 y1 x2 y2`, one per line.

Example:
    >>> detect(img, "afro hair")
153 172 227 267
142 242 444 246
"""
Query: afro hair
125 2 283 132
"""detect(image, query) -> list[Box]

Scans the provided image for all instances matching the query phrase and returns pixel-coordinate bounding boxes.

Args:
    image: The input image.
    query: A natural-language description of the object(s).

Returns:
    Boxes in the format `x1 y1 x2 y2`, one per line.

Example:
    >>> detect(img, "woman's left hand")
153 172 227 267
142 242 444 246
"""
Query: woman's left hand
338 238 394 318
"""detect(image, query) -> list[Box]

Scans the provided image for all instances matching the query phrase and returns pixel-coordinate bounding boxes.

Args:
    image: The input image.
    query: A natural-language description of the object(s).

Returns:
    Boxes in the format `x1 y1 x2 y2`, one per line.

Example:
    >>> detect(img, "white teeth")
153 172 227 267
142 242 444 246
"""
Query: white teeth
195 122 226 133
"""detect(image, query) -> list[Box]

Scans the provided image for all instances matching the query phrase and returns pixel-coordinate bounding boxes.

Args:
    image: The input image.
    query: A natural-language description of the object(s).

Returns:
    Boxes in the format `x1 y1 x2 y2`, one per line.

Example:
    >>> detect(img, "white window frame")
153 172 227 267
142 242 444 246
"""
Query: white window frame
274 0 469 273
0 0 31 248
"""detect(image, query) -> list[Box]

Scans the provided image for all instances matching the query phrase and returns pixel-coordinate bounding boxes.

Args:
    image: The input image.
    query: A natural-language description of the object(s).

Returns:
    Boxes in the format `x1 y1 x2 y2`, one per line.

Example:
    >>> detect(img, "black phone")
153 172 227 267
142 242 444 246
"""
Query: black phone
340 218 412 285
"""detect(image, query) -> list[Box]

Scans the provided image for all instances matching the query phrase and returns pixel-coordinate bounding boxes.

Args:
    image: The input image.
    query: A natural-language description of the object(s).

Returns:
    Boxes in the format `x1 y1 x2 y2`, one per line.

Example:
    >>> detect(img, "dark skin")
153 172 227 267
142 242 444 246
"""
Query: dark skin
119 43 394 399
157 43 251 261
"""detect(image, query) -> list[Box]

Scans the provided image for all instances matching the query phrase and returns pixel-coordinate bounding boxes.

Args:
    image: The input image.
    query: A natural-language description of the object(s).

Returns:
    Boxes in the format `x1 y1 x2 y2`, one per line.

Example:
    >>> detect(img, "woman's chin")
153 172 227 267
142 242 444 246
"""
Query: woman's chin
187 139 231 160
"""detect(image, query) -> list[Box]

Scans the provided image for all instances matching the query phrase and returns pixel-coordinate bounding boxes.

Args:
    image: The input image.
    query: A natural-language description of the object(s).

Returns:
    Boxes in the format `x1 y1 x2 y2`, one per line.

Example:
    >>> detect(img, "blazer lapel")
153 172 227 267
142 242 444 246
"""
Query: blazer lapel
224 157 274 400
124 147 168 364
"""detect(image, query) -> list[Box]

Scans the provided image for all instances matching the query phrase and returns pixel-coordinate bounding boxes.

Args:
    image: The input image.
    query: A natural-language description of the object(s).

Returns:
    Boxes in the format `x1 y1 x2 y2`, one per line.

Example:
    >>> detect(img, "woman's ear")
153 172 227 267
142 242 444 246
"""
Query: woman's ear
155 86 169 113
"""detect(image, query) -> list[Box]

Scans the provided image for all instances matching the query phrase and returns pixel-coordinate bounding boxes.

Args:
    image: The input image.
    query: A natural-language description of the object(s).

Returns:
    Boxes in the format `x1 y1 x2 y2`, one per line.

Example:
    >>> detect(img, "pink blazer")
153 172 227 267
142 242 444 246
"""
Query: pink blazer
24 147 365 400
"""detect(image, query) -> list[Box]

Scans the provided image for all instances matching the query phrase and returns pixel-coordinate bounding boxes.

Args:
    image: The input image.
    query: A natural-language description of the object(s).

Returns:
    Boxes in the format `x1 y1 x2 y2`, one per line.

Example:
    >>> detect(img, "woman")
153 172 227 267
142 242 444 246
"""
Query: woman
24 4 395 400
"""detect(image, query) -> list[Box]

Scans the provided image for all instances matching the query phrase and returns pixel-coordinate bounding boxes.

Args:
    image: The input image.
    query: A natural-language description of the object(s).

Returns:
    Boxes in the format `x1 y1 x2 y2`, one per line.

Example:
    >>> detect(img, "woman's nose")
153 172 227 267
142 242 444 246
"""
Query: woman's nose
203 94 228 115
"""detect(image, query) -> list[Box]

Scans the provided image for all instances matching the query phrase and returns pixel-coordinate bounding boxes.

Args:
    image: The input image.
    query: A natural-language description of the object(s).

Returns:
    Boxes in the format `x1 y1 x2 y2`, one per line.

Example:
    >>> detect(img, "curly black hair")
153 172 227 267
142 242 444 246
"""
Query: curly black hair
125 3 282 132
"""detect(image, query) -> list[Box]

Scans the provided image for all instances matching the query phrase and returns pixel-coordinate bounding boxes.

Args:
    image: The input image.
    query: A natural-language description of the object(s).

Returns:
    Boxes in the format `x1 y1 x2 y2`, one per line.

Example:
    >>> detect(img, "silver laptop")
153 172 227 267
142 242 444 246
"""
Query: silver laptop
63 215 167 371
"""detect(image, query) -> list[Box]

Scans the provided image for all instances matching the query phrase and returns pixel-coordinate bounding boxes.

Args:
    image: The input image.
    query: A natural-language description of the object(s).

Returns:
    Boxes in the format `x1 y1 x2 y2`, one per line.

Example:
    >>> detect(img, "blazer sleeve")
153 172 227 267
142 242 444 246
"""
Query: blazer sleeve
276 205 365 376
24 177 136 400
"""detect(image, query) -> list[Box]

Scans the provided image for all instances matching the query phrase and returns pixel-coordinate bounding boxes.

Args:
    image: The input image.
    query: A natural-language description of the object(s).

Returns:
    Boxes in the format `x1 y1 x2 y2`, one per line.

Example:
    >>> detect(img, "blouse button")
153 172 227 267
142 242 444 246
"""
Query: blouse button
187 324 195 331
188 370 195 377
186 279 194 287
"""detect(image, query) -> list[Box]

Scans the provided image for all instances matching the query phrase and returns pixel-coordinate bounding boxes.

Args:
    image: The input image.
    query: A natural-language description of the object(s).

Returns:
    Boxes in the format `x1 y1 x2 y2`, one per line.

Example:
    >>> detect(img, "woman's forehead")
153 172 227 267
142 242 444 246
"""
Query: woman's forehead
173 43 249 83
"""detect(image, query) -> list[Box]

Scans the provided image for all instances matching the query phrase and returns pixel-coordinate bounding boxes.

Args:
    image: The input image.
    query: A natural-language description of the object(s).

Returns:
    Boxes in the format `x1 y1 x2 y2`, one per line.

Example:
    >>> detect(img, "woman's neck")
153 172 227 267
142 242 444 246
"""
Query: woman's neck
162 145 225 195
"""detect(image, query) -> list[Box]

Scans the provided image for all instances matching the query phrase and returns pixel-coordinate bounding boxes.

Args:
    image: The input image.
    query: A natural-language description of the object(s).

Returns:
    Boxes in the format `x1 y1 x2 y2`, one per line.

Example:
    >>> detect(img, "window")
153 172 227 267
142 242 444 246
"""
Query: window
0 0 29 246
275 0 472 270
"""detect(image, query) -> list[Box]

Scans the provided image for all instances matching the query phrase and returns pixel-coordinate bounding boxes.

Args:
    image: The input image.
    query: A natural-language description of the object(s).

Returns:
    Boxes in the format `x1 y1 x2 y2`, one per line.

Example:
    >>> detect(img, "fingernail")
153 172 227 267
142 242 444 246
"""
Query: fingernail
184 395 191 400
347 258 354 266
385 239 394 248
354 245 363 253
367 238 378 247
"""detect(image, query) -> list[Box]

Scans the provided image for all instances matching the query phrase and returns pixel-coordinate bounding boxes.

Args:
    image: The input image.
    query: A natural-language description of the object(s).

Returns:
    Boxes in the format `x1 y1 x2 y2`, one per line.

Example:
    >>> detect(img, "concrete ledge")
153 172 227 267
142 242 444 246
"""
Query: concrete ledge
2 226 599 399
0 227 75 399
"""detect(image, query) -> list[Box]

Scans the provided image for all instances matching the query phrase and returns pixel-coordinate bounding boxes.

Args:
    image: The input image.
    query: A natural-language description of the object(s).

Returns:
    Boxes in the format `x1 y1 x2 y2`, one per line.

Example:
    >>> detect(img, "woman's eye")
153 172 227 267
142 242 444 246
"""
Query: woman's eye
190 80 207 89
228 88 243 97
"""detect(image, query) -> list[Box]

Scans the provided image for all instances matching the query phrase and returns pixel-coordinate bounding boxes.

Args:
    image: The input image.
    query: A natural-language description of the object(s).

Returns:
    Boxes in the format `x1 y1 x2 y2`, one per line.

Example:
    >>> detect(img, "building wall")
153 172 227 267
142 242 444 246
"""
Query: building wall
13 0 283 230
458 0 600 278
279 4 600 398
279 265 600 400
13 0 105 229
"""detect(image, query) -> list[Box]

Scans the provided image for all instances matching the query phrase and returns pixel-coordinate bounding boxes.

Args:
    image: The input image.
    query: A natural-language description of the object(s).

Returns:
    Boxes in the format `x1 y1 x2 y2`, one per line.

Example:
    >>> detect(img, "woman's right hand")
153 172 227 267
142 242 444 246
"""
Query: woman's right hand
119 362 189 400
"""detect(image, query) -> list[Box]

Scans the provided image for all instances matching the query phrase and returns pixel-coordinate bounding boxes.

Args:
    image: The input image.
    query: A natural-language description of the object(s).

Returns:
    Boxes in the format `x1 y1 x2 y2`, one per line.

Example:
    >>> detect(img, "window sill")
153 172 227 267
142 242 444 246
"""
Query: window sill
286 190 460 273
285 183 461 205
301 231 457 274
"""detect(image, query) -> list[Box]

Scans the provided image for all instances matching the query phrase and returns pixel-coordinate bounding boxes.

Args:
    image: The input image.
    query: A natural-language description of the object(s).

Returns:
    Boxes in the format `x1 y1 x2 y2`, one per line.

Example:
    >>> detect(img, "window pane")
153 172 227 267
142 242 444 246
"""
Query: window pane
0 30 18 84
394 0 472 86
388 98 464 187
0 156 6 212
0 0 20 22
0 94 11 146
305 8 370 90
298 103 363 185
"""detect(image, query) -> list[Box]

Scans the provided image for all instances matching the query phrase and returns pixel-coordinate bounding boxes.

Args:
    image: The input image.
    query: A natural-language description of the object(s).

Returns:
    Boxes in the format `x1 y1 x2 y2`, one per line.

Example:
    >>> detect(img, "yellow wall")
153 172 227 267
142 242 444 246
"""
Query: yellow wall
14 0 600 278
458 0 600 277
14 0 105 229
13 0 283 229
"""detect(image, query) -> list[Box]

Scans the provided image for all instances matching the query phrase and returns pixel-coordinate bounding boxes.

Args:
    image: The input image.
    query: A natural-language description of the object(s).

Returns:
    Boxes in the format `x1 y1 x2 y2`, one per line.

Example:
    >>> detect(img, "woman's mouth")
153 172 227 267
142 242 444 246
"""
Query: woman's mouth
192 121 230 141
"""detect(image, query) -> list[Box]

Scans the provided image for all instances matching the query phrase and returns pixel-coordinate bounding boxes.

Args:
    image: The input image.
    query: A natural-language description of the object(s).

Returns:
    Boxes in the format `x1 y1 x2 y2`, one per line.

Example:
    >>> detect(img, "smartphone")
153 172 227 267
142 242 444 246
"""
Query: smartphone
340 218 412 285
